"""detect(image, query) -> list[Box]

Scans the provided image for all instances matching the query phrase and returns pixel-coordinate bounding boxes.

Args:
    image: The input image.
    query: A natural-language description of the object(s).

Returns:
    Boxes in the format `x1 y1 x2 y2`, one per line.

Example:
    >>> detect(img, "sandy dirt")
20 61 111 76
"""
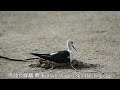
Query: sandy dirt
0 11 120 79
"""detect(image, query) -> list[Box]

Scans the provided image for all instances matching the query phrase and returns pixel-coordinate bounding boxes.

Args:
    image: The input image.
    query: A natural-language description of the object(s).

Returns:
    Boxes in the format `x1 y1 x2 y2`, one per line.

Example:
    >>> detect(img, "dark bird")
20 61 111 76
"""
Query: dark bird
30 40 77 63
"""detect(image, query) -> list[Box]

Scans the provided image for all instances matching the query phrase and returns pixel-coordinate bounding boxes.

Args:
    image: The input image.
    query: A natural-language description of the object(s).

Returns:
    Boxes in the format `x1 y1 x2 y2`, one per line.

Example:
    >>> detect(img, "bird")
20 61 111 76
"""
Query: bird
30 39 77 63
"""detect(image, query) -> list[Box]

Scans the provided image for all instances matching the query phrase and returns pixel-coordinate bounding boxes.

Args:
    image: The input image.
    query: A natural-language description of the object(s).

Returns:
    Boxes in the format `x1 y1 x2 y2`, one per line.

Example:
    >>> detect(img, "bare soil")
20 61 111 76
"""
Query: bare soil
0 11 120 79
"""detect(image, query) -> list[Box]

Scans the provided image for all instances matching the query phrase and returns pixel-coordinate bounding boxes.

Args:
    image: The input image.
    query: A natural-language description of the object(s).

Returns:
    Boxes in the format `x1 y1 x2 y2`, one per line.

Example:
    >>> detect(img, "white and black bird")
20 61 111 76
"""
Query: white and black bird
30 40 77 63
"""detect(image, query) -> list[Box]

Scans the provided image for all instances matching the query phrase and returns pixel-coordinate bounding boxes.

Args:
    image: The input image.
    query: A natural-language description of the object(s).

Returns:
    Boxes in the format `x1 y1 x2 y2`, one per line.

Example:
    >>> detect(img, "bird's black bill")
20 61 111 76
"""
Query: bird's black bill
72 45 77 51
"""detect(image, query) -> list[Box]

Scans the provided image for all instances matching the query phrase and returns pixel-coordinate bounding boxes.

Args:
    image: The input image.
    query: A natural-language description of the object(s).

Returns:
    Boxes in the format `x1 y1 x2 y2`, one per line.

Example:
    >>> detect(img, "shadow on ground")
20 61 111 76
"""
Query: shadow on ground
29 59 100 70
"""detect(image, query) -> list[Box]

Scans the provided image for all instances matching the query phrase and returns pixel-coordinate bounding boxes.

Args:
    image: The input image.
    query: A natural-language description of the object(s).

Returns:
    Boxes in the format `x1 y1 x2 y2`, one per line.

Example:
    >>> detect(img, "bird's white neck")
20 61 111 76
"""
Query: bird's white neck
67 41 72 52
67 41 73 62
69 51 73 62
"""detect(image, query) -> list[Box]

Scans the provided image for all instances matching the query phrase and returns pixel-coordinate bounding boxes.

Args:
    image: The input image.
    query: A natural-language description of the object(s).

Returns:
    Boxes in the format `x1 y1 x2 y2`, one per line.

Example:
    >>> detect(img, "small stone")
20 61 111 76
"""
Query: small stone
88 58 92 60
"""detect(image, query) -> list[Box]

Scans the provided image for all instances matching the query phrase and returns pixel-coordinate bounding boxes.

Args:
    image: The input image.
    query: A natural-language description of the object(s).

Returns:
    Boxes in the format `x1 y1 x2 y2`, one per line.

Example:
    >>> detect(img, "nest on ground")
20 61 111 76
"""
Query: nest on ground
29 58 100 70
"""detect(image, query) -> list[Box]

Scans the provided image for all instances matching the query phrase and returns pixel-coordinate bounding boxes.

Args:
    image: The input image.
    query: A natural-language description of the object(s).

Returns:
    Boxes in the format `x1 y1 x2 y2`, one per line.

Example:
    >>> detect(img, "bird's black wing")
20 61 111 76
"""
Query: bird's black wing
30 50 70 63
30 53 50 57
54 50 69 58
30 53 51 58
30 50 69 58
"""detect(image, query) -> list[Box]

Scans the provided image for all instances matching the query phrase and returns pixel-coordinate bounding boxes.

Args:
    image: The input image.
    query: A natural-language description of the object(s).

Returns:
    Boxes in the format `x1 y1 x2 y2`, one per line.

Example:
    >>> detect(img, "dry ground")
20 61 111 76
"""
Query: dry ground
0 11 120 79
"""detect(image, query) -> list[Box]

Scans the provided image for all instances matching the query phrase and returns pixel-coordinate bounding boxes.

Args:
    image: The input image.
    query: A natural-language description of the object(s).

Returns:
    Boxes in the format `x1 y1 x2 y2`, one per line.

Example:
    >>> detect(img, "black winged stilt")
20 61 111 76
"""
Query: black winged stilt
30 39 77 63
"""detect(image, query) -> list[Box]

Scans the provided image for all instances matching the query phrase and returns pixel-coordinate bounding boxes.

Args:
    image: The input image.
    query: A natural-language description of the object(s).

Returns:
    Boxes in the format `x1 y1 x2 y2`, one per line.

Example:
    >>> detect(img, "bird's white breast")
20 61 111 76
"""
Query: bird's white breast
50 52 57 55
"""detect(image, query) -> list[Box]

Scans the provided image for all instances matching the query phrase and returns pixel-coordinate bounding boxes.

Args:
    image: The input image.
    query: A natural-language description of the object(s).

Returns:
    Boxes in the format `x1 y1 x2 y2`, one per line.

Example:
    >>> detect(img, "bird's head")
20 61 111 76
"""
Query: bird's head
67 39 77 52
